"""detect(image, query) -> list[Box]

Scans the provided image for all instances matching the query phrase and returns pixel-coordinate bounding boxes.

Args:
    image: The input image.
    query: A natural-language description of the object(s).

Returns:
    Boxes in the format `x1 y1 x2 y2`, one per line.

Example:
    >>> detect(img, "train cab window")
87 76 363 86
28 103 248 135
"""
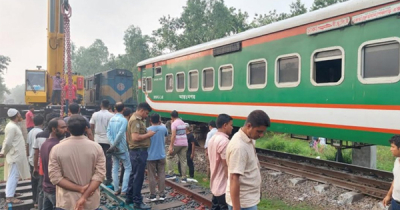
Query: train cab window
247 60 267 89
202 68 214 91
218 65 233 90
358 38 400 84
311 47 344 86
176 72 185 92
188 70 199 91
155 67 162 76
276 54 300 88
146 77 152 92
165 74 173 92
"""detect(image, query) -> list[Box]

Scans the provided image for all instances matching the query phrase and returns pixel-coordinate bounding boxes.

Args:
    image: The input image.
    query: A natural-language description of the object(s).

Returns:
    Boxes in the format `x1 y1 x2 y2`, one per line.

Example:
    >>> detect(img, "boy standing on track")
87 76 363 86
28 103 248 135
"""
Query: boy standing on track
178 123 197 181
226 110 270 210
166 110 189 183
146 113 168 202
208 114 233 210
49 115 106 210
125 102 155 209
383 135 400 209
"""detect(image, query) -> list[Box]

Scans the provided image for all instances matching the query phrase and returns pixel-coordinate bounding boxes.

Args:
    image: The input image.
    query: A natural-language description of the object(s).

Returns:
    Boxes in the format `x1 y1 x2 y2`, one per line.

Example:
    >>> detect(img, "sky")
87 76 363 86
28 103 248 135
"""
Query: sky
0 0 314 89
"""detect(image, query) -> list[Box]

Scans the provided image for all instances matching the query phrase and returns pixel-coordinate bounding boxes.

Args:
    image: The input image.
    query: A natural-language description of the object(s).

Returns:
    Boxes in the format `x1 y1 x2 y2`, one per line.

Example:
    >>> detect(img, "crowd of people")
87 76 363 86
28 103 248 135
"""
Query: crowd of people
5 100 400 210
0 100 272 210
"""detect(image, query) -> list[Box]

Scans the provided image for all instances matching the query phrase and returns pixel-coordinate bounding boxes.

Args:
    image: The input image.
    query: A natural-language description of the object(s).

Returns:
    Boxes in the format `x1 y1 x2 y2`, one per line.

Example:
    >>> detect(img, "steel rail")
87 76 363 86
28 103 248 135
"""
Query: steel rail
256 148 393 180
259 161 388 199
165 180 212 208
258 154 391 190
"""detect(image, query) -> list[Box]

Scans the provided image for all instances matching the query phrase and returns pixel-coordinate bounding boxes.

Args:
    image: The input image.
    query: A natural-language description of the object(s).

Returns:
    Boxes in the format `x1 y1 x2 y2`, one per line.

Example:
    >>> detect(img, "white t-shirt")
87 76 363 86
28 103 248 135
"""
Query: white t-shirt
90 110 114 144
27 127 43 166
319 137 326 145
393 158 400 201
204 128 217 149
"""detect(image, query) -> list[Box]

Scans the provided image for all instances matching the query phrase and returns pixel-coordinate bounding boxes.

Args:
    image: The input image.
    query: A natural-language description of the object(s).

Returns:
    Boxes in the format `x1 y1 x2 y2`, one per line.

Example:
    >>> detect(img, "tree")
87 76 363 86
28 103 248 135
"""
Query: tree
72 39 110 76
290 0 307 17
5 84 25 104
310 0 348 11
0 55 11 102
250 0 306 28
152 0 250 52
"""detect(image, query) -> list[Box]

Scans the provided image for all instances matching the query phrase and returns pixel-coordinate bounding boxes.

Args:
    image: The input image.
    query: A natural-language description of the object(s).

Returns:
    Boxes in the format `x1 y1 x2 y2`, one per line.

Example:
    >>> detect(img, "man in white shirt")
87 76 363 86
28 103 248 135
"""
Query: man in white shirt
204 120 217 179
27 115 44 208
0 109 31 204
383 135 400 209
90 99 114 185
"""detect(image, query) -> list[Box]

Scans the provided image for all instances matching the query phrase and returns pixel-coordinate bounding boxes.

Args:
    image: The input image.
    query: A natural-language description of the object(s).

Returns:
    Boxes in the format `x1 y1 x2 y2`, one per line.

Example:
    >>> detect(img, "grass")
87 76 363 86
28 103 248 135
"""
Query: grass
255 132 395 171
258 199 315 210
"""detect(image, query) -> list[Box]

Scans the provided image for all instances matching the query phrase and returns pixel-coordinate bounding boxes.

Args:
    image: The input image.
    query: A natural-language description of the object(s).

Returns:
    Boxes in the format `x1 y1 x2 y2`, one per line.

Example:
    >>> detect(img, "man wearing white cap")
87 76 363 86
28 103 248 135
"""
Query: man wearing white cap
0 108 31 204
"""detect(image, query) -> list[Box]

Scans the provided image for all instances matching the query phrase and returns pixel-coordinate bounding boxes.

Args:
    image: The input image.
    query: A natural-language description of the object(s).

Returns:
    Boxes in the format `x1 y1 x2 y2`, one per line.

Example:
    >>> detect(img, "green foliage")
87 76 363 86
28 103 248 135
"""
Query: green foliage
72 39 110 76
256 134 396 171
258 198 316 210
310 0 349 11
0 55 11 103
256 134 352 163
152 0 250 52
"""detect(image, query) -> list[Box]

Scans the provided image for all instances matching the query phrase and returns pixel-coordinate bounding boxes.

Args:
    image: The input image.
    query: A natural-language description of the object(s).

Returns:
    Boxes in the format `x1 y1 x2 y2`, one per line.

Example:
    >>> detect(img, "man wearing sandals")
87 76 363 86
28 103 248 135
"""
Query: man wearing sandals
0 108 31 205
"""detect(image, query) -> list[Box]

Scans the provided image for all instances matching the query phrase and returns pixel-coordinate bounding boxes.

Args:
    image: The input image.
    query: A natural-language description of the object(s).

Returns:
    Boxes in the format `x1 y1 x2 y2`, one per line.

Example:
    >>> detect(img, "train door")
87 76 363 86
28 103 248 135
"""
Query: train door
94 74 101 103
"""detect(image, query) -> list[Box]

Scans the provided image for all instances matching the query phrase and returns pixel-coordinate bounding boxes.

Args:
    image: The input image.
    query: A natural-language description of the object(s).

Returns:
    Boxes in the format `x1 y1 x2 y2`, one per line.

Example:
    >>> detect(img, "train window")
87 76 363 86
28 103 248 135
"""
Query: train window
188 70 199 91
311 47 344 86
176 72 185 92
358 38 400 84
146 77 152 92
218 65 234 90
247 59 267 89
165 74 173 92
202 68 214 91
276 54 300 88
155 67 162 76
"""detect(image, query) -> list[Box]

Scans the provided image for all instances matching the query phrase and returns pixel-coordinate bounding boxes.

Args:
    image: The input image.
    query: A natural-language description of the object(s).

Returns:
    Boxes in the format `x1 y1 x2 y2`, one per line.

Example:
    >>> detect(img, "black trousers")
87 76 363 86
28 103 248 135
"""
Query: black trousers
99 143 113 181
211 194 228 210
29 166 39 205
177 151 194 178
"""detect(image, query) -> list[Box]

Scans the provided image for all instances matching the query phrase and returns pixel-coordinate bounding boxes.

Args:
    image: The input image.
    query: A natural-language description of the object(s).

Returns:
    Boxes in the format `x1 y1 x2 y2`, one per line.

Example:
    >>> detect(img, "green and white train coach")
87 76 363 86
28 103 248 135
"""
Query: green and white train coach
137 0 400 146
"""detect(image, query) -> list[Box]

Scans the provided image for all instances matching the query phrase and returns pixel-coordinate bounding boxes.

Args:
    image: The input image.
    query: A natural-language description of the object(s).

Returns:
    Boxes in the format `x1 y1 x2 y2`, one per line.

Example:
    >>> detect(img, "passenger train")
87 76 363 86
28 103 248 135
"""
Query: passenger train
136 0 400 146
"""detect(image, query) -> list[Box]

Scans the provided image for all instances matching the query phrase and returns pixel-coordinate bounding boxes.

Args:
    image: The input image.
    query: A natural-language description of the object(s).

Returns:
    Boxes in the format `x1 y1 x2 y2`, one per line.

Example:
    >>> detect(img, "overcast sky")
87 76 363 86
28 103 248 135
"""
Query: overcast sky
0 0 315 89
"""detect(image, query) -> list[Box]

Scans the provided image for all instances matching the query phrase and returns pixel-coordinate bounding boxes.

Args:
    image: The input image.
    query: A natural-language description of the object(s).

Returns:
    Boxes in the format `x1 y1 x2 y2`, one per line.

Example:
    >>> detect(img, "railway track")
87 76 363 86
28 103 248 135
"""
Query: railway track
257 148 392 199
99 179 212 210
0 178 212 210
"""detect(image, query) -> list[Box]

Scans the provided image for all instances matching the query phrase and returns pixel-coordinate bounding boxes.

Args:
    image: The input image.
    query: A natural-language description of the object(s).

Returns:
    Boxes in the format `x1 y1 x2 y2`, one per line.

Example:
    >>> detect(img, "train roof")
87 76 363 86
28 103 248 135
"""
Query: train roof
84 69 132 78
137 0 396 67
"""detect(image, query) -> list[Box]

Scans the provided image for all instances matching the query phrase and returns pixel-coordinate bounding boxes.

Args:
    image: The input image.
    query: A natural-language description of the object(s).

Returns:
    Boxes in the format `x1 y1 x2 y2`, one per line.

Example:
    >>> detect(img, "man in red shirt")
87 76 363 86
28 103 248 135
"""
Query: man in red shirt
25 106 35 132
64 82 77 104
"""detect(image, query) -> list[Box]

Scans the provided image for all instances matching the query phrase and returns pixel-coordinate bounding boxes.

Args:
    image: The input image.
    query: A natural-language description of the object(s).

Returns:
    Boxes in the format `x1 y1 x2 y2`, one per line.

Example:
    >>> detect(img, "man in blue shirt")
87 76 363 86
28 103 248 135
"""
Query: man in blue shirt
147 113 168 202
107 102 132 196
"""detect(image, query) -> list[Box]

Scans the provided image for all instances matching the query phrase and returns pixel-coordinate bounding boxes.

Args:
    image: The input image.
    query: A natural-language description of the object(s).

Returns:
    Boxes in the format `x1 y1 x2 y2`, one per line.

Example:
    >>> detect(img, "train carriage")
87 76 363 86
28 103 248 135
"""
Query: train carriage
137 0 400 146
